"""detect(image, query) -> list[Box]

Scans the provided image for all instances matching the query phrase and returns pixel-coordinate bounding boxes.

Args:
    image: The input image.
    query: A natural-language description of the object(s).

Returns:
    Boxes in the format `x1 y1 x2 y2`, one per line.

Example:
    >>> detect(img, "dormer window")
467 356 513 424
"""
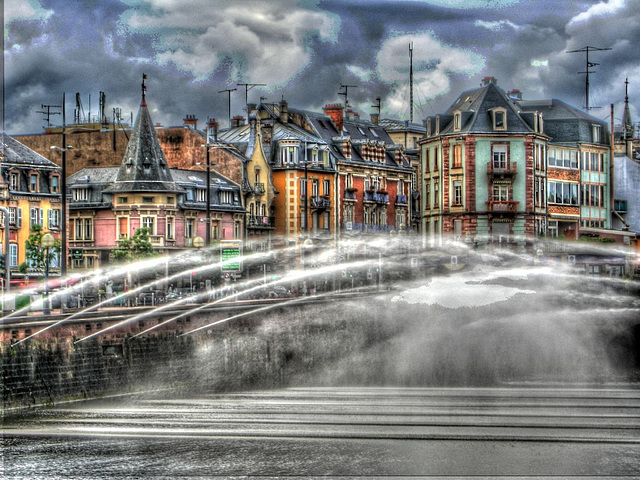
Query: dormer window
29 173 39 192
453 111 461 132
491 107 507 131
73 188 89 201
279 143 299 165
9 171 19 190
592 124 601 143
50 175 60 194
196 188 206 202
435 116 440 135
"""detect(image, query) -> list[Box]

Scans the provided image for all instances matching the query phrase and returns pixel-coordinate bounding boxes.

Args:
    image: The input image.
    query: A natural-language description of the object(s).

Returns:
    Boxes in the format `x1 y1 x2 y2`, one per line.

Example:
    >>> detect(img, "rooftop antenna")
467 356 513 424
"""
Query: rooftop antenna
141 73 148 105
99 91 107 125
409 42 414 123
218 87 237 128
36 103 61 128
74 93 85 124
339 84 358 110
237 82 266 120
567 45 611 110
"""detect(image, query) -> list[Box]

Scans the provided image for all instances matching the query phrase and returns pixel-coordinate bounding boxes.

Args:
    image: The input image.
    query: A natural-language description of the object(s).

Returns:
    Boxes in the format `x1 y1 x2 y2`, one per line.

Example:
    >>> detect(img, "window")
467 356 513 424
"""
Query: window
141 216 155 234
118 217 128 238
323 211 330 230
434 146 439 171
9 207 21 227
30 208 41 227
582 151 603 172
453 111 461 131
142 196 154 203
492 108 506 130
9 244 18 267
50 175 60 193
166 196 174 204
279 144 298 165
118 196 128 204
592 125 601 143
219 191 232 204
534 143 546 170
548 181 578 205
48 209 61 229
492 145 507 169
166 217 174 239
312 180 319 198
581 184 604 207
73 188 89 201
10 172 19 190
535 178 545 207
196 189 206 202
434 181 440 209
29 173 38 192
323 179 330 196
185 219 195 238
73 218 93 240
452 144 462 168
493 184 509 202
452 180 462 205
425 183 430 209
548 148 578 169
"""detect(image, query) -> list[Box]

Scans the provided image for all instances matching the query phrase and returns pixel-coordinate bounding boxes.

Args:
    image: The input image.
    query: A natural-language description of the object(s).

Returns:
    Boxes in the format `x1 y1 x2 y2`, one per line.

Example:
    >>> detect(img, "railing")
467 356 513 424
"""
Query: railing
486 200 519 213
396 194 408 205
149 235 164 246
487 162 517 176
344 189 357 200
248 215 275 228
364 191 389 203
310 197 331 209
253 183 265 195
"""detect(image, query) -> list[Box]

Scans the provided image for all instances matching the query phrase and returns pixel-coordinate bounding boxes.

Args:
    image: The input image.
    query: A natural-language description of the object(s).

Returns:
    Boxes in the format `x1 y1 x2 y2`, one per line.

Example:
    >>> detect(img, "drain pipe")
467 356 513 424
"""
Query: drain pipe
610 104 615 227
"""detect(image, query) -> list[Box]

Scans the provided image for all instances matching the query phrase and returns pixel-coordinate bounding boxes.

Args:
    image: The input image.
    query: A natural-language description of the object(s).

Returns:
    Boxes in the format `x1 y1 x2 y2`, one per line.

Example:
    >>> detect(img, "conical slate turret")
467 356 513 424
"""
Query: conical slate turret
106 76 182 193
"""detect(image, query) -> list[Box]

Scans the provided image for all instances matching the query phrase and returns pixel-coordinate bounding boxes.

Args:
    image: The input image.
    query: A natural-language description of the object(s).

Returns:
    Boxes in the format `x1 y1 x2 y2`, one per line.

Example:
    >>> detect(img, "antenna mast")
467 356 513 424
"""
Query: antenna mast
237 82 266 121
339 84 358 110
36 104 61 127
218 88 237 128
567 45 611 110
409 42 414 123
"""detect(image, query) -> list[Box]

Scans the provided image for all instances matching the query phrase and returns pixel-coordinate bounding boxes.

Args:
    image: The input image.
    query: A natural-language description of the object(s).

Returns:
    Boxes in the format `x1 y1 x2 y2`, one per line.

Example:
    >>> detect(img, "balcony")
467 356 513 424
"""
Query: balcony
248 215 275 229
253 183 265 195
364 191 389 203
487 161 517 176
396 194 408 205
486 200 519 213
344 188 357 200
149 235 165 246
310 196 331 209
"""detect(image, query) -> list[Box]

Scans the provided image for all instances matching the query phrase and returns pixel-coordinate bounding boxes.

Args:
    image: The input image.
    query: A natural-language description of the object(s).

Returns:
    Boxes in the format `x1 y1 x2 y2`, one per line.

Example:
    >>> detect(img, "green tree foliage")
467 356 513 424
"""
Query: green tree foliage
111 227 156 263
24 225 61 271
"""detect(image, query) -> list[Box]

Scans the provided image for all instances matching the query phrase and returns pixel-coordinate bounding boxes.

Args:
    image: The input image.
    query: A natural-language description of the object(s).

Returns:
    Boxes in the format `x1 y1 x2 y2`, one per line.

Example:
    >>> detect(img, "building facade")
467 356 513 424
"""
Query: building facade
0 133 62 283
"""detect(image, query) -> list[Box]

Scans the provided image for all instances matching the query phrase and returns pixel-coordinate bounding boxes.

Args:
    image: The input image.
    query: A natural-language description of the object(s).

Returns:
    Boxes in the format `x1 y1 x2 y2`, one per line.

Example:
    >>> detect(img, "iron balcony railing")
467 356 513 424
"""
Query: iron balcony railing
396 194 408 205
486 200 519 213
310 197 331 209
364 191 389 203
248 215 275 228
344 189 357 200
487 162 517 176
253 183 265 195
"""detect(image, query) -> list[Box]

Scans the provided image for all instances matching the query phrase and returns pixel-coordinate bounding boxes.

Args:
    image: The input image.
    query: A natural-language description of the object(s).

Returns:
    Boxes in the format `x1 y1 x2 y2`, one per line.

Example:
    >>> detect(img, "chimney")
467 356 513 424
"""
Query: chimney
183 114 198 129
481 76 497 86
247 103 257 116
507 89 522 100
323 103 344 132
207 118 218 142
231 115 245 128
279 98 289 123
370 112 379 125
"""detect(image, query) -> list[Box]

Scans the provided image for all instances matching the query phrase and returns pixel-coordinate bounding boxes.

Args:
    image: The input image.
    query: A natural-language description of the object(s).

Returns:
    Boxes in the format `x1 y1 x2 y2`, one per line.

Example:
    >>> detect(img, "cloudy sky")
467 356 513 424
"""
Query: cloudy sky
3 0 639 134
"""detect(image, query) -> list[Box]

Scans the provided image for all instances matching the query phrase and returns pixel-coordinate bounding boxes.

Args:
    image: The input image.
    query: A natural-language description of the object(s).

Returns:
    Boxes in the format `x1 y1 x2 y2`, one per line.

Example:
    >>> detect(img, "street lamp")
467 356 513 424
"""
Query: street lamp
50 143 73 278
192 236 205 292
41 232 55 315
201 119 218 248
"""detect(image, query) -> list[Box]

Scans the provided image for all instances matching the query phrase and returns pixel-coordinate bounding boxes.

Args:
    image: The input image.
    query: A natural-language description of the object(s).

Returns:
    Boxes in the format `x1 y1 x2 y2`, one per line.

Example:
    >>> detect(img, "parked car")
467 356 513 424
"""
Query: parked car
260 285 290 299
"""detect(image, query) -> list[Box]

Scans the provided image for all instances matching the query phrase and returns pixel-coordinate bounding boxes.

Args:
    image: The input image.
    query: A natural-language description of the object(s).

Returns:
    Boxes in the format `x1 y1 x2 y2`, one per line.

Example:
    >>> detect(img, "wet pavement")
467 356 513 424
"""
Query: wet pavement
3 386 640 477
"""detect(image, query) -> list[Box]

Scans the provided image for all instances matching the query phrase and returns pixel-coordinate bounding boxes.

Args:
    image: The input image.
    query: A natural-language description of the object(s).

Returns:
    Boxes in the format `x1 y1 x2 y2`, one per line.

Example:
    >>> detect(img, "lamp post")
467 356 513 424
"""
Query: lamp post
201 119 218 249
41 232 55 315
192 236 205 292
50 142 72 278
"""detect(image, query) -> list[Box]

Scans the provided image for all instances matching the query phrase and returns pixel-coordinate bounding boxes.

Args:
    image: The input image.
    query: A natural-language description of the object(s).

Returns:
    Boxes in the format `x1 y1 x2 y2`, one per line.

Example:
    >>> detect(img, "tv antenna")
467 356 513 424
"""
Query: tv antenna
372 97 382 116
339 84 358 110
409 42 414 123
567 45 611 110
36 104 61 127
218 88 237 128
237 82 267 119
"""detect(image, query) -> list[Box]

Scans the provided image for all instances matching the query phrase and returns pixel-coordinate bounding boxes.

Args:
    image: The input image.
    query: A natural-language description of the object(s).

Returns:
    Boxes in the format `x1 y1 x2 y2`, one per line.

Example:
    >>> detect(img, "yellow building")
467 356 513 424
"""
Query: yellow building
0 133 62 285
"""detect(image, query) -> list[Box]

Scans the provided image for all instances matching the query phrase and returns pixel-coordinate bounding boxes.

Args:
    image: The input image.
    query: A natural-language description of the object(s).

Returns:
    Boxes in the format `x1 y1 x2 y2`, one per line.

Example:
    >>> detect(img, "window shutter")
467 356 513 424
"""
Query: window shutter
48 209 53 228
18 208 22 228
40 208 44 226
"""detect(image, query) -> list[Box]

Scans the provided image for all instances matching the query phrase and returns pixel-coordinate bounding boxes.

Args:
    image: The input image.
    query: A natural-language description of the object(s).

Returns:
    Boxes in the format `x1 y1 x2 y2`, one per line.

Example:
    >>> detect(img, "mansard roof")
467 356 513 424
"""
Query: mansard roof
0 132 60 169
105 95 182 194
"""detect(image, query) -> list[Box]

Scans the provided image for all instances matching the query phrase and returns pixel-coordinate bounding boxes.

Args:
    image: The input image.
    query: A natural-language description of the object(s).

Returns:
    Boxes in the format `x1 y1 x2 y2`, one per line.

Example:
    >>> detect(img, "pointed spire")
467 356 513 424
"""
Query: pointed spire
106 77 182 194
141 73 148 107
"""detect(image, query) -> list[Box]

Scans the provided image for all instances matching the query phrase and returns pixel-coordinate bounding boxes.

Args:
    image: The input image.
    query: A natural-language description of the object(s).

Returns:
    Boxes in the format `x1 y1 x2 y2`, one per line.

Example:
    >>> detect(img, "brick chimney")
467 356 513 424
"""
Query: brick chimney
231 115 245 128
507 89 522 100
280 98 289 123
323 103 344 132
183 114 198 129
370 112 379 125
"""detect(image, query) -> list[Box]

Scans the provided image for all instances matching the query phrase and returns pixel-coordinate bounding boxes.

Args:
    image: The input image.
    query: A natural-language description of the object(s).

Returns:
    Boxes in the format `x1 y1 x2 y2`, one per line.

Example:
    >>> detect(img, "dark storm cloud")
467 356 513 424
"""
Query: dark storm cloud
3 0 639 133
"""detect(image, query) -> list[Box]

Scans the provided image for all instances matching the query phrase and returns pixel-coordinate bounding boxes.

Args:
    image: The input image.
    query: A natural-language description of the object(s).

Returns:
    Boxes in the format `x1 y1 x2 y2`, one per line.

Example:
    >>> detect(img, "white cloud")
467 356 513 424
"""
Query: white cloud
392 0 520 8
347 65 374 82
5 0 53 24
376 32 485 114
568 0 626 25
475 19 520 31
123 1 339 87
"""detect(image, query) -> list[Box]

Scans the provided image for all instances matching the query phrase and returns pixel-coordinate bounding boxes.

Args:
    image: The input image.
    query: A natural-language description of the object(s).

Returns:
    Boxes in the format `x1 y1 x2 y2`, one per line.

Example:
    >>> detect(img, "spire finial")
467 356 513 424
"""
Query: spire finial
625 77 629 102
141 73 148 106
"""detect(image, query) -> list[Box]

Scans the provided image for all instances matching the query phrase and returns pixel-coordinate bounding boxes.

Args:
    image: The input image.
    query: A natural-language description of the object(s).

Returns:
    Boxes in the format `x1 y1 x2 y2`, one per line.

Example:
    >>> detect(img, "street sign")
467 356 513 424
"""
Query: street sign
220 240 243 272
71 249 83 260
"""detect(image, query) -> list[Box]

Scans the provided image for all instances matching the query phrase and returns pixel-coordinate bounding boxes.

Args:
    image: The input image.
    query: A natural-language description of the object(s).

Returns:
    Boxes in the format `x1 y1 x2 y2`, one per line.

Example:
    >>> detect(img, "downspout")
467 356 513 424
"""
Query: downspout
610 104 615 229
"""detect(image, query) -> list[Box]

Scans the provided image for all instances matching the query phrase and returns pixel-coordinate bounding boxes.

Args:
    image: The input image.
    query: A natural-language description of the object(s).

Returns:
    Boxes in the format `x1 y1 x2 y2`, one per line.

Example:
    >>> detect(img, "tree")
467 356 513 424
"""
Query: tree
23 225 61 273
111 227 156 263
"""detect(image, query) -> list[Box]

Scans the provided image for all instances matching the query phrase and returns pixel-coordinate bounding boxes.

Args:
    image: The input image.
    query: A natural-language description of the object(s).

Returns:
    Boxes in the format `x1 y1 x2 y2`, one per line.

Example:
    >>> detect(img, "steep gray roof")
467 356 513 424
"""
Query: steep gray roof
105 98 183 193
1 132 60 169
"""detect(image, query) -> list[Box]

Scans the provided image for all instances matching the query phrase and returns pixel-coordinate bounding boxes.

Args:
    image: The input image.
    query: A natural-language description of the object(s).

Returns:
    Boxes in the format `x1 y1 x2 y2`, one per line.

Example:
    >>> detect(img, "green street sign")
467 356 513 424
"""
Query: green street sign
71 249 83 260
